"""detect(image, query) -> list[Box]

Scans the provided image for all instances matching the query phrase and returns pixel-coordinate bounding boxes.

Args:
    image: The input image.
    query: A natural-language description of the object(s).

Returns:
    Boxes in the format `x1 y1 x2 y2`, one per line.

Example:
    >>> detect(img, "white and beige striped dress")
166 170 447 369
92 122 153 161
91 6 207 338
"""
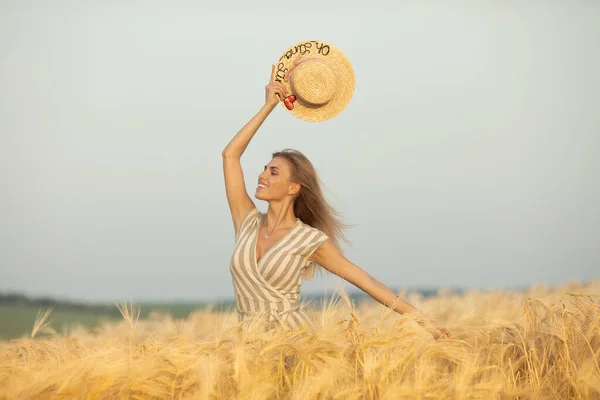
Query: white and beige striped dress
229 208 329 330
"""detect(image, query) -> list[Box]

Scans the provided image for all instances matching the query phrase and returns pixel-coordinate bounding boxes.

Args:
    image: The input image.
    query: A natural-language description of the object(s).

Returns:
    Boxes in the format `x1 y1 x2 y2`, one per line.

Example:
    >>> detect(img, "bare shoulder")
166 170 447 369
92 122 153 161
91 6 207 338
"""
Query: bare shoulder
309 240 346 273
308 239 370 286
309 239 336 260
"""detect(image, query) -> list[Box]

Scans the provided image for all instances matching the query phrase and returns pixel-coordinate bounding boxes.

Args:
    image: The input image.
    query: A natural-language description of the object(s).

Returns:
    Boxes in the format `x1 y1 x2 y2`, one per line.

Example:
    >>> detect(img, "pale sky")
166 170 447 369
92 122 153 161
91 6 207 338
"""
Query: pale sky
1 1 599 302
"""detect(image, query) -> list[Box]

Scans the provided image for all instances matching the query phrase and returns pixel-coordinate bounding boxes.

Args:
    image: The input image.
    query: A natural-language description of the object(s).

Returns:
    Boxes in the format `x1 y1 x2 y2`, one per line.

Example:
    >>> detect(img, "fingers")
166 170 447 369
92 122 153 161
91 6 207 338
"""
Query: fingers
437 327 451 339
268 82 287 98
274 82 287 97
428 325 451 340
268 86 286 102
274 87 286 101
266 67 289 102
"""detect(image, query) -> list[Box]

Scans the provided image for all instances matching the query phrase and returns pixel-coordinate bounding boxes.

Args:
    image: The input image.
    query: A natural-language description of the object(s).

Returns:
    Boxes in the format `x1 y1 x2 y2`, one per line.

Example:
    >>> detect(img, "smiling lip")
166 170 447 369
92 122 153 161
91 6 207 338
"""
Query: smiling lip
257 183 268 189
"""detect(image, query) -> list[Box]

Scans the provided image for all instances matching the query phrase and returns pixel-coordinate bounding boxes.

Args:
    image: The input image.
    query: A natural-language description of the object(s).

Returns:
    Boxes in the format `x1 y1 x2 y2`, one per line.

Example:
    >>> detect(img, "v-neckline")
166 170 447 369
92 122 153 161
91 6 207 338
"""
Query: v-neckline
254 214 300 265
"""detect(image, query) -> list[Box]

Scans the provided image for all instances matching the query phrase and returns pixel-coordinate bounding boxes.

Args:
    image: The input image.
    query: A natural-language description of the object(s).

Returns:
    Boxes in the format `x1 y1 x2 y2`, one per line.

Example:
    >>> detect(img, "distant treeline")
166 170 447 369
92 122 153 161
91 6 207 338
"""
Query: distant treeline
0 287 464 316
0 292 119 314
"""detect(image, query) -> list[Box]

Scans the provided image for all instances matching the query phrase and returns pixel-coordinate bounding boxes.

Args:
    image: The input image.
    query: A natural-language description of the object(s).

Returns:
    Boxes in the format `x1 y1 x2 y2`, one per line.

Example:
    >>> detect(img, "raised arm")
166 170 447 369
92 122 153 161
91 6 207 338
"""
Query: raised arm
310 240 452 339
222 65 288 234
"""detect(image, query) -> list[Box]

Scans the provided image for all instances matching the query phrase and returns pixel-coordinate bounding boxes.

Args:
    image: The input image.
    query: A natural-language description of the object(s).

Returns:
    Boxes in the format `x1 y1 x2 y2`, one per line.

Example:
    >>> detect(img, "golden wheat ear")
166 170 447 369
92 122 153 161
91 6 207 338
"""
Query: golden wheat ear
115 300 141 362
31 306 54 339
115 300 141 329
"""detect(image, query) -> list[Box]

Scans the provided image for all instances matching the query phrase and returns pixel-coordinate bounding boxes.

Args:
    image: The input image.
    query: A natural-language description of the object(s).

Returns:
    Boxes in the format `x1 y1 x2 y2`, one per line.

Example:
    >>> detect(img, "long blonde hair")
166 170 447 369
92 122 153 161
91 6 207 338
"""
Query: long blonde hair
272 149 351 278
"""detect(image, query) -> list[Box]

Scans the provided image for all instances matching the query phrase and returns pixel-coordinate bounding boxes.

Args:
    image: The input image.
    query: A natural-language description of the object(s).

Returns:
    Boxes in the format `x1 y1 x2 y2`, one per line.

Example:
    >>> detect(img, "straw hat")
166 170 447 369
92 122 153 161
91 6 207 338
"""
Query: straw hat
273 40 355 122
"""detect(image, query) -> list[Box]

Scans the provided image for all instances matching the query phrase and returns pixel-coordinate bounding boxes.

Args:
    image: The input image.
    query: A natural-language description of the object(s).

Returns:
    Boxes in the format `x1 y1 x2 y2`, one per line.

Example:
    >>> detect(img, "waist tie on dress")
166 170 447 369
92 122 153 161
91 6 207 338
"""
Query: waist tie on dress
238 299 298 325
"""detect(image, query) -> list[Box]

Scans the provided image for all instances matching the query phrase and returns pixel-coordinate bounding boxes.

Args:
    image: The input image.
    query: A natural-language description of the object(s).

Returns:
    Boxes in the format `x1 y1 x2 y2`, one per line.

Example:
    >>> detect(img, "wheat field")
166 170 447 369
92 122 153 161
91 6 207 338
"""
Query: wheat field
0 282 599 399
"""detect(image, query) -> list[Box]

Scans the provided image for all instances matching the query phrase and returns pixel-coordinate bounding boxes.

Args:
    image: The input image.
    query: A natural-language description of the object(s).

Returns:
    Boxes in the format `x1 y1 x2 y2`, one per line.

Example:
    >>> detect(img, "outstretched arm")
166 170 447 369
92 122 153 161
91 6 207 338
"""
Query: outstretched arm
310 240 451 339
222 65 288 234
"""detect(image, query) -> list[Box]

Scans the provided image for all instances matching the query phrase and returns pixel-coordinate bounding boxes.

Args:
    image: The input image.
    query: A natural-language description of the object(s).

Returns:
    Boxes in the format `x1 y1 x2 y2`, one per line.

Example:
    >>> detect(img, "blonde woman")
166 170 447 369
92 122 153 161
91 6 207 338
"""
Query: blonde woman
222 65 451 339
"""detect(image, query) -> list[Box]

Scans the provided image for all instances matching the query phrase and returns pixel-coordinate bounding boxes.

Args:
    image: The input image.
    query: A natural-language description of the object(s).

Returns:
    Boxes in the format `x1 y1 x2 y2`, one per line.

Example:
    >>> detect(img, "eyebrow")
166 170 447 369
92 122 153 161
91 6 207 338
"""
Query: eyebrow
264 165 280 171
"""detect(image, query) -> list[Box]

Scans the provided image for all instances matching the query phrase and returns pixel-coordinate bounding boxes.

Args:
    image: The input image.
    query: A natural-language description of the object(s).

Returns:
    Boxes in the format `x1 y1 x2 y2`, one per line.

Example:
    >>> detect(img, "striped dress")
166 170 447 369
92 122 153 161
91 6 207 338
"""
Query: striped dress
229 208 329 330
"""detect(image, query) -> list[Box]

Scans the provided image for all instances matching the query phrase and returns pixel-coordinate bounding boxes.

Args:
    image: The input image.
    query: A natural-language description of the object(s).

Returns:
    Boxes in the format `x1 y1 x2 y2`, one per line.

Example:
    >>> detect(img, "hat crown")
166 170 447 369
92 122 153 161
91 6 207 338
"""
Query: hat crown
290 59 338 106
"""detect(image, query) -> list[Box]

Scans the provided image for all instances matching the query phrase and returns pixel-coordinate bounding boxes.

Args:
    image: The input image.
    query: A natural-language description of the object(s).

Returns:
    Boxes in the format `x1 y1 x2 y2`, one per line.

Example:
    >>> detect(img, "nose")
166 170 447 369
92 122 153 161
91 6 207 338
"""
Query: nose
258 170 268 181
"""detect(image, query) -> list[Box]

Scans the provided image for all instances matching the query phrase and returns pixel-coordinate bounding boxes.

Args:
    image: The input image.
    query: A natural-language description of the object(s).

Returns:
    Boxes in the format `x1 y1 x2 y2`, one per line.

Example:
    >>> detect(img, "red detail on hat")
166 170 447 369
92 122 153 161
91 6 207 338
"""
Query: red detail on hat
284 95 297 110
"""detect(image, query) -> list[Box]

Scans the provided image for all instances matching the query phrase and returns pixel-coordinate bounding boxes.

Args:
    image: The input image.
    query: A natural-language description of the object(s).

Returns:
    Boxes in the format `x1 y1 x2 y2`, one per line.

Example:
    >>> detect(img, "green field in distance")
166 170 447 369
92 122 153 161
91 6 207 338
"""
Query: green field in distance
0 302 230 339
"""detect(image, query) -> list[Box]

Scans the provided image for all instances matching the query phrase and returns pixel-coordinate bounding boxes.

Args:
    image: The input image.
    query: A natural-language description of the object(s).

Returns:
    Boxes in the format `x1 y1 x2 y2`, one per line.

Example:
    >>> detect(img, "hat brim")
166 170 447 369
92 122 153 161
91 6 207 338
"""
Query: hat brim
273 40 355 122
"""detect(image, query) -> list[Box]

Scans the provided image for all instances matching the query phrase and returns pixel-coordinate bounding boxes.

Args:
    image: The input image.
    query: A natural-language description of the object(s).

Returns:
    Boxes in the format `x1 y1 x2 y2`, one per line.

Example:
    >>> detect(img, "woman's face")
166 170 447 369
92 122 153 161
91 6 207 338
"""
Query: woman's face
255 157 298 201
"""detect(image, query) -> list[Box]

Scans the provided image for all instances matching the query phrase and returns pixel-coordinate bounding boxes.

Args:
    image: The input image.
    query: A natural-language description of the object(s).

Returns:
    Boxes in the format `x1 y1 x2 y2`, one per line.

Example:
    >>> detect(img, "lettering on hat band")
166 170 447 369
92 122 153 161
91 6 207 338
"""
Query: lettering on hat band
274 41 331 83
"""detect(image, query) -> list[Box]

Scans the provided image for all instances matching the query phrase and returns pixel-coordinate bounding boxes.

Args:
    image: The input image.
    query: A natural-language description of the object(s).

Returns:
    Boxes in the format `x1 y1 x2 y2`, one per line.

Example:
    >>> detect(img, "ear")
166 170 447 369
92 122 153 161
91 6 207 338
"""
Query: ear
288 182 301 196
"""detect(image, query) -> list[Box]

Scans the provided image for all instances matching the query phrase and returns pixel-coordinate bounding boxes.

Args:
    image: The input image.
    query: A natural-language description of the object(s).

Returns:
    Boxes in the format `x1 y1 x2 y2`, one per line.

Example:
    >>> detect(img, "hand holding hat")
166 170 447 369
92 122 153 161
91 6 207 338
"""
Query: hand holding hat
265 65 289 107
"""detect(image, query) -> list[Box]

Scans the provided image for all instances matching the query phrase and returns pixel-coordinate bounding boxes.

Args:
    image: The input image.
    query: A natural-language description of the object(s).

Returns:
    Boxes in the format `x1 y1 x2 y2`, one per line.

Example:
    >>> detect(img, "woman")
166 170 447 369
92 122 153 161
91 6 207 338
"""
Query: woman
222 65 451 339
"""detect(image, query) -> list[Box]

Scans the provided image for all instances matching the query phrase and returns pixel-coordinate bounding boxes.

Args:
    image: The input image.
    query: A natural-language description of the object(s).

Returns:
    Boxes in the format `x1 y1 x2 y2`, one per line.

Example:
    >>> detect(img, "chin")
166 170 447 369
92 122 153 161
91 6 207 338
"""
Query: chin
255 190 266 201
255 190 279 202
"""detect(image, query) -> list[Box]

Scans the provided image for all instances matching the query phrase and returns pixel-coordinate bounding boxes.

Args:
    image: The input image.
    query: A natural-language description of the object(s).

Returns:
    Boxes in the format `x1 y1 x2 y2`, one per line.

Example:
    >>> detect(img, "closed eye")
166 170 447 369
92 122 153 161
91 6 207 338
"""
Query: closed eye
264 165 280 175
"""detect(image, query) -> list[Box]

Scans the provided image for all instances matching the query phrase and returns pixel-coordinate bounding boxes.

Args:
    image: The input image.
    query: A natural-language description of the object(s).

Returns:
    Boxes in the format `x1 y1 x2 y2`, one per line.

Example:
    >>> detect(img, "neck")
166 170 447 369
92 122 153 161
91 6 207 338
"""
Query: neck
265 199 297 231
